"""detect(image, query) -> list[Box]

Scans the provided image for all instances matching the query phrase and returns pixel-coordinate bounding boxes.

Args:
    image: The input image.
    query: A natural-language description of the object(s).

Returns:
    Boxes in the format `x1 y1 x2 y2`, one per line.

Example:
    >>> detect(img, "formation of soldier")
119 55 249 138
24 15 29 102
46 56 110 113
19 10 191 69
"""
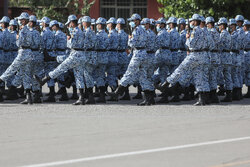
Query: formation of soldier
0 12 249 106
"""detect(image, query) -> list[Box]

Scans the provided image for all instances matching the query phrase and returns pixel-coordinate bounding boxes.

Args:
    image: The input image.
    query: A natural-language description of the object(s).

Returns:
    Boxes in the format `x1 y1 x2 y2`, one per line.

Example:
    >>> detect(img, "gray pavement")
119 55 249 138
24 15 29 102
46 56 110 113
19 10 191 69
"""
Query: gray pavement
0 87 250 167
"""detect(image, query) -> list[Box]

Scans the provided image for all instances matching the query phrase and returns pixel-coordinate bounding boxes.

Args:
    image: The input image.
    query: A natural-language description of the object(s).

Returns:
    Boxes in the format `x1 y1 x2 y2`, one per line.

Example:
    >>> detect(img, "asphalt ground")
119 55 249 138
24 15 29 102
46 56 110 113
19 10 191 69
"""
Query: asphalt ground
0 86 250 167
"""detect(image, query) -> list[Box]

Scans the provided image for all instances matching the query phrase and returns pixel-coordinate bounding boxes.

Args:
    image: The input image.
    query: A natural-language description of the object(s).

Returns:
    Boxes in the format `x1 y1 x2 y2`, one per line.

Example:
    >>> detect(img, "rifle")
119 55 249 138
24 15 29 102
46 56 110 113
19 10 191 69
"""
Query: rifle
65 26 70 37
187 19 190 34
178 23 180 33
94 24 96 33
14 17 20 34
126 19 132 36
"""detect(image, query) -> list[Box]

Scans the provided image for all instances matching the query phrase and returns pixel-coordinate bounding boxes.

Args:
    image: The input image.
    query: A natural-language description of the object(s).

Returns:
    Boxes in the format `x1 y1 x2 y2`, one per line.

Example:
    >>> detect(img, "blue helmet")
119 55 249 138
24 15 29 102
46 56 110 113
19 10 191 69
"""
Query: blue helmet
177 18 186 25
228 19 237 25
96 17 106 25
91 19 96 25
156 17 166 24
49 20 58 27
41 17 50 25
82 16 91 23
129 13 141 21
36 20 41 26
65 15 77 25
218 17 228 25
117 18 125 24
58 22 64 29
0 16 10 23
235 15 244 22
168 17 177 24
141 18 150 25
205 17 215 24
191 14 200 21
29 15 37 22
107 17 117 24
150 18 155 25
17 12 29 20
9 19 18 26
199 16 205 22
243 20 250 26
78 17 82 24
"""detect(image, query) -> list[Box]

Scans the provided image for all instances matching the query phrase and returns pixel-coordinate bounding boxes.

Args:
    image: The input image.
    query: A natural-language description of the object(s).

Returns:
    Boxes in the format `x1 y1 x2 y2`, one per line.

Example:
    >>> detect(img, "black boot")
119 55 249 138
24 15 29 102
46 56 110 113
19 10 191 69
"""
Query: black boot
17 86 25 98
157 81 170 92
181 87 191 101
59 87 69 101
204 92 211 105
189 85 196 100
137 90 155 106
120 86 130 100
149 91 156 105
96 86 106 103
221 90 232 102
194 92 206 106
70 85 78 99
133 86 142 99
239 88 243 100
20 89 33 104
35 75 51 86
106 85 126 101
44 86 56 102
137 90 150 106
232 88 241 101
244 86 250 98
94 86 100 97
0 86 4 102
73 88 85 105
56 87 64 95
85 87 96 104
210 90 220 103
157 90 169 104
217 85 225 96
33 90 42 103
169 83 181 102
5 86 19 100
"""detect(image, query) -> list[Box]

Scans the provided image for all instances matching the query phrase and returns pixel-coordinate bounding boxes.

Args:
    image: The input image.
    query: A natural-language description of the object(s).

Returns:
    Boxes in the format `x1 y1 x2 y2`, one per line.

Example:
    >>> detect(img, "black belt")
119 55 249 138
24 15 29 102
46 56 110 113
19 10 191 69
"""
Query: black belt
170 49 178 52
202 49 209 52
3 50 10 52
222 50 230 53
47 49 54 52
231 50 239 54
56 48 66 51
20 46 30 49
160 47 169 50
147 51 155 54
86 49 94 51
211 50 219 53
244 49 250 52
107 49 117 52
96 49 106 52
31 48 39 51
117 50 126 52
190 50 203 52
72 48 84 51
135 47 145 50
0 48 3 50
179 48 187 51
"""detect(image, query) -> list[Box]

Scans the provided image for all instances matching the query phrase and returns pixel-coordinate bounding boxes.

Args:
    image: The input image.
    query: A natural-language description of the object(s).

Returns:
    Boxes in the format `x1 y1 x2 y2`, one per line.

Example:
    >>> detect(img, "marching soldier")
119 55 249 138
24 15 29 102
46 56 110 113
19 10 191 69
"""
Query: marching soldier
0 12 33 104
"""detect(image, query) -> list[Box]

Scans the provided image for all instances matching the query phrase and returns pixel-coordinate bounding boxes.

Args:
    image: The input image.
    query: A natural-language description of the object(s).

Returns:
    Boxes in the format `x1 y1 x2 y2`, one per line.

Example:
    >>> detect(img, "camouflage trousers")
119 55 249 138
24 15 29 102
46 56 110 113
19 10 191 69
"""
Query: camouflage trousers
0 49 33 90
120 50 154 91
49 50 87 89
167 52 210 92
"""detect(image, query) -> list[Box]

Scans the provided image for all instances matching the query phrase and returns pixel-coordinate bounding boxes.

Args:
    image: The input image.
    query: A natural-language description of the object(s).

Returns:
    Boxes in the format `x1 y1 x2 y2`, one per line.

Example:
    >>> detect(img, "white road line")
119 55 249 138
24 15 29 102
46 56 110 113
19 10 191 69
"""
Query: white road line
20 136 250 167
